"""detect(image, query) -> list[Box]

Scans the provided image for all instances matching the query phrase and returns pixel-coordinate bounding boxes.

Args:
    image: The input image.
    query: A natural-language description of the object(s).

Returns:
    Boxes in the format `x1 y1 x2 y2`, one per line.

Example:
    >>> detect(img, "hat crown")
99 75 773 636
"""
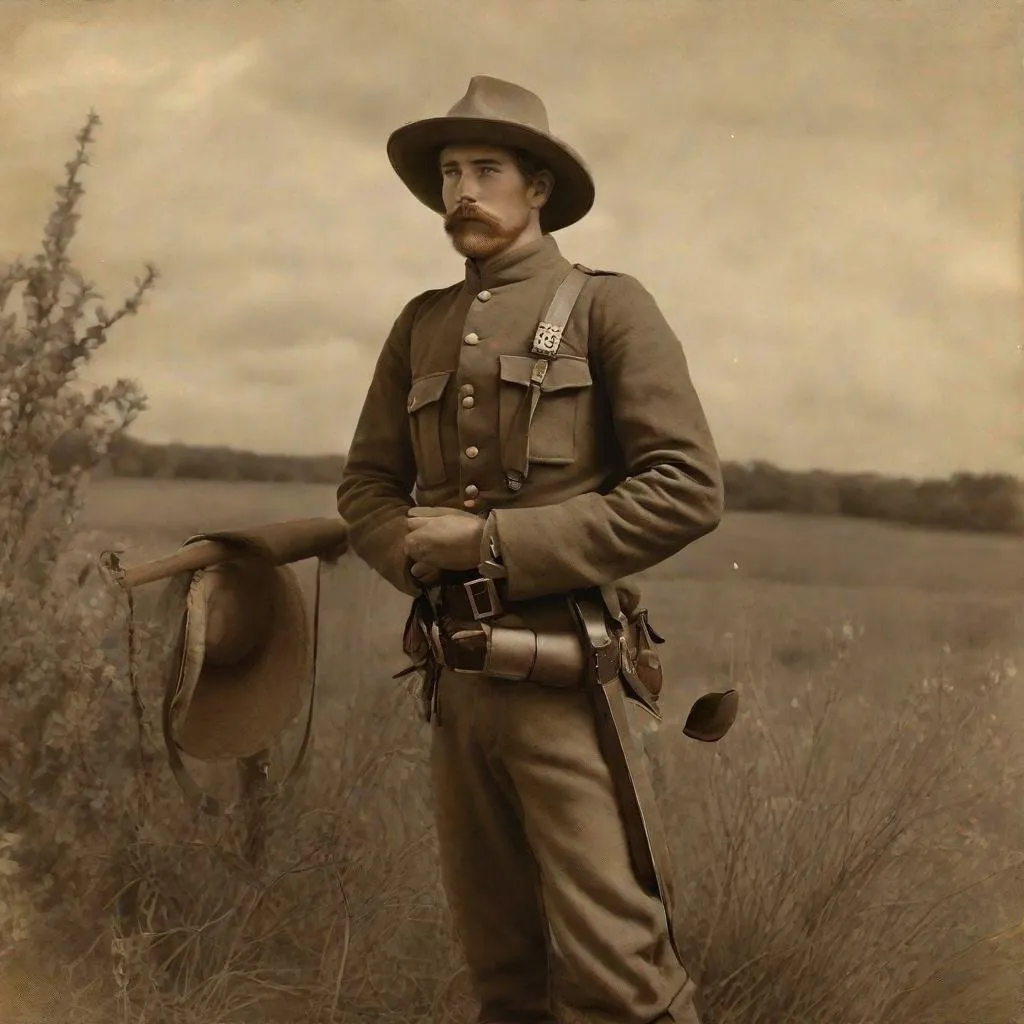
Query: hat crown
446 76 550 134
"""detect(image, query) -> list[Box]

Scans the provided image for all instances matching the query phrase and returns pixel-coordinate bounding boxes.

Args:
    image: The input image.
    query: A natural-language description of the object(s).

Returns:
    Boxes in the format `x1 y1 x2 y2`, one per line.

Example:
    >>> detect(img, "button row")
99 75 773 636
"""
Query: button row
458 308 485 504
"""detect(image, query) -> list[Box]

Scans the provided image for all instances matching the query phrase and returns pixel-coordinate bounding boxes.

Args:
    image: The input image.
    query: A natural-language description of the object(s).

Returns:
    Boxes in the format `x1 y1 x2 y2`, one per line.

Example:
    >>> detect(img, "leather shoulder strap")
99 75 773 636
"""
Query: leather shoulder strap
530 263 591 359
503 264 593 492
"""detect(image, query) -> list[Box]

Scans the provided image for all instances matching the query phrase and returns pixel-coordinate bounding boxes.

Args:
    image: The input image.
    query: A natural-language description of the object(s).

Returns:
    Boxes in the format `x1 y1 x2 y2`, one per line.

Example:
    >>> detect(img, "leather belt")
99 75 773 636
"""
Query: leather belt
429 581 641 694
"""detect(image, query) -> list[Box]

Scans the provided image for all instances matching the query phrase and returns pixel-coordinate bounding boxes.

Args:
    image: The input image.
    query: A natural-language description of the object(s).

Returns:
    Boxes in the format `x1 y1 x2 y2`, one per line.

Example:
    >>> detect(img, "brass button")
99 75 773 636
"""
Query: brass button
464 484 479 498
463 499 477 509
464 332 480 345
461 396 475 409
465 446 479 459
459 383 475 397
477 290 492 302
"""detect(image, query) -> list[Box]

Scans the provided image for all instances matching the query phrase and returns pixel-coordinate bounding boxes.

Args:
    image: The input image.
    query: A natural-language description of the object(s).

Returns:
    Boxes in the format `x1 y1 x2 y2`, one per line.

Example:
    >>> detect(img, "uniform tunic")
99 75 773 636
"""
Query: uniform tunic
336 234 723 608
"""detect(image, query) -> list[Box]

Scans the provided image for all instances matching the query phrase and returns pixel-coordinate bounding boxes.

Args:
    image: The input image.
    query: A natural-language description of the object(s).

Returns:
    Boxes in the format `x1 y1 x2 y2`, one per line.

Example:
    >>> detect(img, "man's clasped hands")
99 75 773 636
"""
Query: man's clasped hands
403 506 485 586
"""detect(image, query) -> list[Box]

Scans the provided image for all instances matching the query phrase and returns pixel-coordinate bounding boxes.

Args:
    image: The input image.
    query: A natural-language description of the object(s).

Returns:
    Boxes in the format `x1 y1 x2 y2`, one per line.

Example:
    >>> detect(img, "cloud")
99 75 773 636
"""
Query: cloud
0 0 1019 478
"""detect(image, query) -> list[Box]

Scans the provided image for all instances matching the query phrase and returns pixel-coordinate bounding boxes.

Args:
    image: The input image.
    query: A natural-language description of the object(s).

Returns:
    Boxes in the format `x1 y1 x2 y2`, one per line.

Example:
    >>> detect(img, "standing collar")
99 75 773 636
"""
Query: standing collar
463 234 568 292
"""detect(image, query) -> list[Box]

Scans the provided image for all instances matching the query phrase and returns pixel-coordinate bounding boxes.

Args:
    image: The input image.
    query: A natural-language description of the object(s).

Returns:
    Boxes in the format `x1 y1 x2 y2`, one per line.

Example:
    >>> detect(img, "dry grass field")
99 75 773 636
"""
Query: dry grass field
5 475 1024 1023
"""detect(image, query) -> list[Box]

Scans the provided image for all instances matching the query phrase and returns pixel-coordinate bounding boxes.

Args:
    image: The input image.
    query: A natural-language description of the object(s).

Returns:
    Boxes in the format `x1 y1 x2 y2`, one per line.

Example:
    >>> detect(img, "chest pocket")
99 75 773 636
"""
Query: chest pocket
407 371 451 488
499 354 593 471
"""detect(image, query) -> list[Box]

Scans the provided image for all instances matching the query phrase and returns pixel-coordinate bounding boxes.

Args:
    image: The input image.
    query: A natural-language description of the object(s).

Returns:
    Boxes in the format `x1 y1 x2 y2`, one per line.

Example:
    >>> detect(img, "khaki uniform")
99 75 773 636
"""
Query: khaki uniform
337 234 723 1023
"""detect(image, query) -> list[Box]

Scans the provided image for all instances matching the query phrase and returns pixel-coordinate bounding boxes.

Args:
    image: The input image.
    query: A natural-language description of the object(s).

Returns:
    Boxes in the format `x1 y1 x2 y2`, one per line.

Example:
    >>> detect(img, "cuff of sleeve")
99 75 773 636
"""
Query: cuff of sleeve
479 512 497 560
477 512 508 579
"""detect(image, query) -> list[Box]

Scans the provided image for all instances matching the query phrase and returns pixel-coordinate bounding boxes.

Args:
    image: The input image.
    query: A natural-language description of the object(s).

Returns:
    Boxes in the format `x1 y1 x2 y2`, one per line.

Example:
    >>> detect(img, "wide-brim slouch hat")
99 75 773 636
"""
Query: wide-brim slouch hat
387 75 595 234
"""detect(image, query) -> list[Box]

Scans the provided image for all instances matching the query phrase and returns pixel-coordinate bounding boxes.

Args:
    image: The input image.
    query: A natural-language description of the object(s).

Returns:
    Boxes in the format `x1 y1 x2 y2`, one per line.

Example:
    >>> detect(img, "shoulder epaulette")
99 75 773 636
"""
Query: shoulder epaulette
574 264 623 277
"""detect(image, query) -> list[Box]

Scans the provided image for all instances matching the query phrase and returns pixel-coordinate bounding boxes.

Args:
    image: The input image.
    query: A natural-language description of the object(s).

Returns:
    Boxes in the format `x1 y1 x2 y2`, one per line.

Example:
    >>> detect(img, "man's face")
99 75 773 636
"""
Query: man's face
439 144 546 260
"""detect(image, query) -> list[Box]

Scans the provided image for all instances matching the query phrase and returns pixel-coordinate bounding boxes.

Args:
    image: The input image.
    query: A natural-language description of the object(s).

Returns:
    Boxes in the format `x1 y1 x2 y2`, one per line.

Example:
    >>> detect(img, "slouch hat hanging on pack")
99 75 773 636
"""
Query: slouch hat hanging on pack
103 517 347 815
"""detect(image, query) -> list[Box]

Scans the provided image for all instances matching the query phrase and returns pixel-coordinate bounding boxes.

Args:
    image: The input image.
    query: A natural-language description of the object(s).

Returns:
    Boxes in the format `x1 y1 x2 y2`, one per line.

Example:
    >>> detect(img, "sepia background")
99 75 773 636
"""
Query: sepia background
1 0 1020 479
2 3 1024 1023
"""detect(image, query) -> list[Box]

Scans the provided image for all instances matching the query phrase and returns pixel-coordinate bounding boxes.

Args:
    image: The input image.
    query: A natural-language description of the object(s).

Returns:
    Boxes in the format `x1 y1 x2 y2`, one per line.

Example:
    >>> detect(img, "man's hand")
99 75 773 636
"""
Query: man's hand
405 506 485 581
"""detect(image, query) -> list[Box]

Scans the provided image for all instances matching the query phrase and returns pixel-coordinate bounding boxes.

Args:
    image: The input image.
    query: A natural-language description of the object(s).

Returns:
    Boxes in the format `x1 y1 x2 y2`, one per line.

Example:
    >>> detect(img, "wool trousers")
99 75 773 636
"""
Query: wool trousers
429 669 702 1024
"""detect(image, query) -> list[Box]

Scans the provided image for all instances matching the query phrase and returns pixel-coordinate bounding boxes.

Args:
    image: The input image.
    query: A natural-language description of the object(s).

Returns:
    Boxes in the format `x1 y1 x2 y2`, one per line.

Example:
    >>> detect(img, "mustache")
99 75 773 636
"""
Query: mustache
443 203 501 231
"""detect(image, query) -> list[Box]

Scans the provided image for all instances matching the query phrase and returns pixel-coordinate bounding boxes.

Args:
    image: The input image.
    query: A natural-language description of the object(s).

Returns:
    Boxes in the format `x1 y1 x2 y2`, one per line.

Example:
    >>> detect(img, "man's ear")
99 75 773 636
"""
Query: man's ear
530 170 555 209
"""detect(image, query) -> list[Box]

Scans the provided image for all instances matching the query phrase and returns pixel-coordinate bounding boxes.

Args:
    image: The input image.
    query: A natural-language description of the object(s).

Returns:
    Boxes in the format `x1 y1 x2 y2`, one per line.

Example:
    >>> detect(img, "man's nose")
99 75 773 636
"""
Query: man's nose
455 175 480 203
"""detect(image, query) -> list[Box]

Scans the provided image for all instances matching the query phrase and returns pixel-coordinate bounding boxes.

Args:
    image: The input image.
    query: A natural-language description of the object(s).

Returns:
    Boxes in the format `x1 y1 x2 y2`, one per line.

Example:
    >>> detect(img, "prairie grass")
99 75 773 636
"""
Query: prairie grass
5 503 1019 1024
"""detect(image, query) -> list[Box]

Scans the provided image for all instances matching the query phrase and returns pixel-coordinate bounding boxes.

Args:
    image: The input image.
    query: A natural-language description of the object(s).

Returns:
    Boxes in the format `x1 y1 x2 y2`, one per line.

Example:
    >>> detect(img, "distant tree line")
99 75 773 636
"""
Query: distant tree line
50 432 346 485
722 460 1022 535
51 433 1023 536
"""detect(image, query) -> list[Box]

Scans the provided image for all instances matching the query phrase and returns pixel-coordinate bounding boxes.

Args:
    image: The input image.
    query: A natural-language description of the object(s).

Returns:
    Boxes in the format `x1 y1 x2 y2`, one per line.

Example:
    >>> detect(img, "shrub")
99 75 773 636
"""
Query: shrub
0 111 156 953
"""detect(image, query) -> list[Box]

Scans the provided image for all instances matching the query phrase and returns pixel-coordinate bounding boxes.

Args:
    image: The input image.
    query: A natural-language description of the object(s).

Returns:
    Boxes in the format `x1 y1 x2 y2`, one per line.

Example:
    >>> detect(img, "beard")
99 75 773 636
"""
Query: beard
443 203 528 260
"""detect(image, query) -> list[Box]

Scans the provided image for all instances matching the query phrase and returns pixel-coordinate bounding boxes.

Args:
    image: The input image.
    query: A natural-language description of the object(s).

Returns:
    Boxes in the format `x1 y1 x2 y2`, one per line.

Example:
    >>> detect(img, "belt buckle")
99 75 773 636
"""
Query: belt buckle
464 576 501 621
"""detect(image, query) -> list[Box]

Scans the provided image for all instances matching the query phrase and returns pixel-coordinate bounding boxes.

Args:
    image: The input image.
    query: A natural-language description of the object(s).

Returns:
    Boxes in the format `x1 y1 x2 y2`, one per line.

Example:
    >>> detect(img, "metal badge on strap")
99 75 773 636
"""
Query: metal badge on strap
533 321 564 357
504 264 590 492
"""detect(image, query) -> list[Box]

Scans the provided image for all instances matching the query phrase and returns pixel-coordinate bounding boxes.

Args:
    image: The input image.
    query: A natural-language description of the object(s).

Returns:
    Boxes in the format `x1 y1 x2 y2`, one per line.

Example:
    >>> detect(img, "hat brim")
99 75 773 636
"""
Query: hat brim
387 116 595 234
169 558 309 761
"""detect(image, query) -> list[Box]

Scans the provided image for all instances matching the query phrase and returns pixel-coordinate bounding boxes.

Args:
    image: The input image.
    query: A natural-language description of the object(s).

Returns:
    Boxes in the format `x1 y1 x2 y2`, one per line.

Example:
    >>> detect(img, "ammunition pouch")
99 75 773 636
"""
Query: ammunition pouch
441 621 589 689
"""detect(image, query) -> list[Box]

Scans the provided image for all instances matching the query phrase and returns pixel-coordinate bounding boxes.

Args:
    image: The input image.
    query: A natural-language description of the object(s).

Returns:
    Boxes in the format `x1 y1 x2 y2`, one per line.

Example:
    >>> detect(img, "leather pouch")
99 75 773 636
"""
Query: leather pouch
478 623 586 688
632 608 665 699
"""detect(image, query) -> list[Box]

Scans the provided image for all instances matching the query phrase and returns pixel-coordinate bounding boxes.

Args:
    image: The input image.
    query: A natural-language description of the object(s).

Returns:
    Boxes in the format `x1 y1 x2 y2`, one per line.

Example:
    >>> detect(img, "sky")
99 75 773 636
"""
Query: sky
0 0 1021 479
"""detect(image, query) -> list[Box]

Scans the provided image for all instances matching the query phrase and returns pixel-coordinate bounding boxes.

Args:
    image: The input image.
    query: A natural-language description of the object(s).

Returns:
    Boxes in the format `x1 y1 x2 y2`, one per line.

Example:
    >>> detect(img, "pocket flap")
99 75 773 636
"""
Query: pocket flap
407 371 451 413
499 354 593 393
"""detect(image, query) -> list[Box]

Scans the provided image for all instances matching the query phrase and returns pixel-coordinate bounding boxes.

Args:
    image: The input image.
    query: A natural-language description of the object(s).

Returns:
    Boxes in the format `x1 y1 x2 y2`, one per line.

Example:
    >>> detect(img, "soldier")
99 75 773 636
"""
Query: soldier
337 76 725 1024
